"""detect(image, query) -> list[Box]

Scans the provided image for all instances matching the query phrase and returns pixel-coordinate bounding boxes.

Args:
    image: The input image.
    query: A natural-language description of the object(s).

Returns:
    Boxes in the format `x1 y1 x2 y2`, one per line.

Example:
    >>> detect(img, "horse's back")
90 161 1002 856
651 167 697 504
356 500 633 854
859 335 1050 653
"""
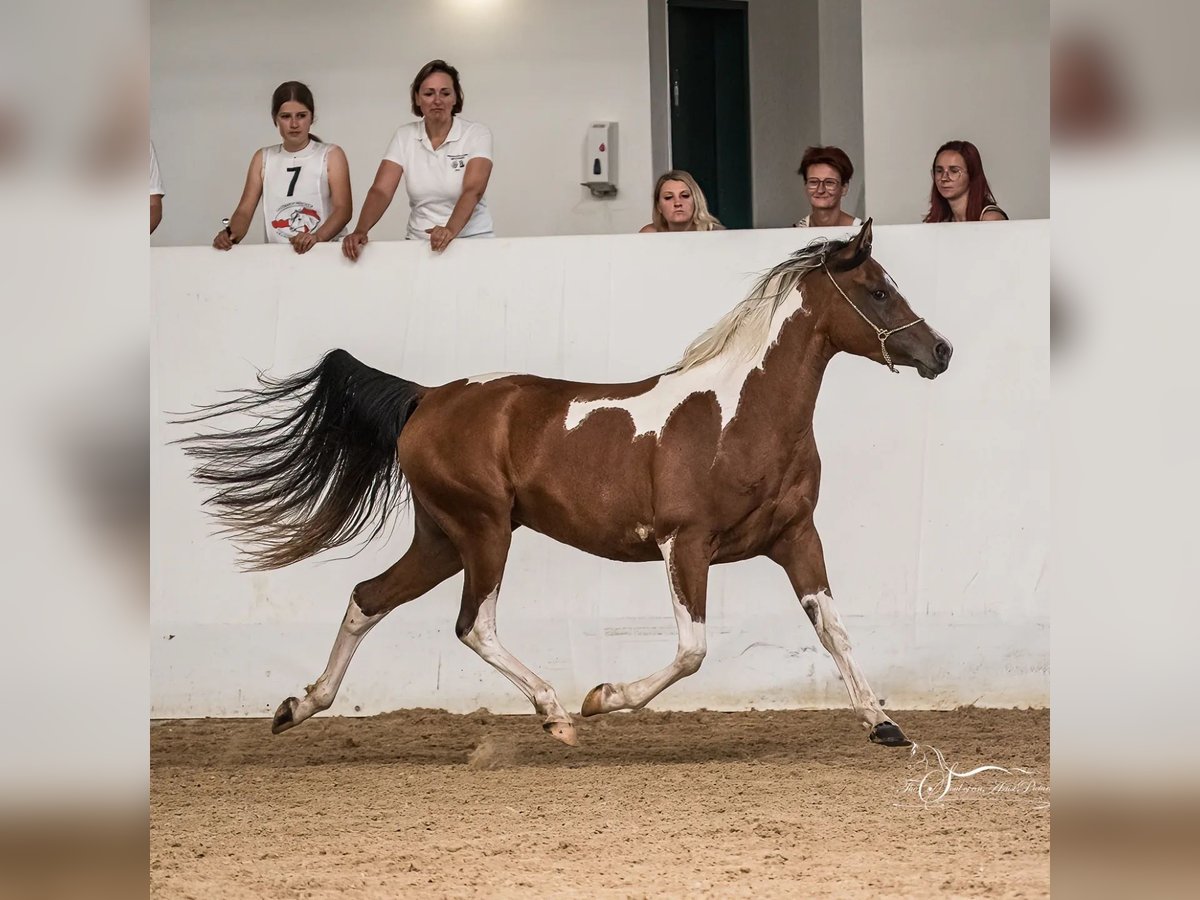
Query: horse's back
397 373 664 560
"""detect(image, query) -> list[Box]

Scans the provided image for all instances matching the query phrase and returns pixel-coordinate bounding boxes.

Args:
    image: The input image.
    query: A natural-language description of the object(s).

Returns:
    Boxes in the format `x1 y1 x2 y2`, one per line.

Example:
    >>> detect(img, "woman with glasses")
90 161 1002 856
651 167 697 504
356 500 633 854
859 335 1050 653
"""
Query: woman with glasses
924 140 1008 222
794 146 861 228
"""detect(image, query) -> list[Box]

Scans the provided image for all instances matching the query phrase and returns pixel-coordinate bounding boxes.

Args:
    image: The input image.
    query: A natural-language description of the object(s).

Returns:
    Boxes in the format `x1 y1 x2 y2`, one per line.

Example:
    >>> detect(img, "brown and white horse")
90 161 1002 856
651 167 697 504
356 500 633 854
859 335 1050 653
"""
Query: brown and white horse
179 220 952 748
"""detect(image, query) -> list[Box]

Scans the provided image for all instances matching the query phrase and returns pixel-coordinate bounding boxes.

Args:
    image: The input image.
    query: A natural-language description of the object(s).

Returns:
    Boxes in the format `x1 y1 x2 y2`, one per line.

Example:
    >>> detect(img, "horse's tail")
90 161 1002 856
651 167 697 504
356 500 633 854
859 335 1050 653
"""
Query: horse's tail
174 349 425 571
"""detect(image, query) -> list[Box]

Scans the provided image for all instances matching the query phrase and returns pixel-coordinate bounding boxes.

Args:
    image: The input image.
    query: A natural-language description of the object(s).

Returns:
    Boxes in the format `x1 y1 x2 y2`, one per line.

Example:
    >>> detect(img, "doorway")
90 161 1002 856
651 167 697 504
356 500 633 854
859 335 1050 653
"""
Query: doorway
667 0 753 229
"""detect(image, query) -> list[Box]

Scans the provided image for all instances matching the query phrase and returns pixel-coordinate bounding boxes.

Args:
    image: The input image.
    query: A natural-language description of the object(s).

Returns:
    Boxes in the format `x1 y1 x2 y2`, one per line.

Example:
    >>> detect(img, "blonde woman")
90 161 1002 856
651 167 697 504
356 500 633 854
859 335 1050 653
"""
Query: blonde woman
638 170 723 233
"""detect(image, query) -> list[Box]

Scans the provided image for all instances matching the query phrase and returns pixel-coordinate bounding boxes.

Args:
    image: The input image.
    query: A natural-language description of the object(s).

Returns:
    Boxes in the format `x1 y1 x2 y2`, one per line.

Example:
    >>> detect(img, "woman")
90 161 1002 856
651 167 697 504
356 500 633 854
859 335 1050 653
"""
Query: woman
638 170 723 233
343 59 493 259
213 81 352 253
924 140 1008 222
794 145 861 228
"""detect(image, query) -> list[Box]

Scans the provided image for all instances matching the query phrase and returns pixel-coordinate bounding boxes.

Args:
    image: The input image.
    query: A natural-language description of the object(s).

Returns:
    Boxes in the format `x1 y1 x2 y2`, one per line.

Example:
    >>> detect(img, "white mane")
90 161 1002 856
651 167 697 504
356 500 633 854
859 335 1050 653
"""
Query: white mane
669 237 850 374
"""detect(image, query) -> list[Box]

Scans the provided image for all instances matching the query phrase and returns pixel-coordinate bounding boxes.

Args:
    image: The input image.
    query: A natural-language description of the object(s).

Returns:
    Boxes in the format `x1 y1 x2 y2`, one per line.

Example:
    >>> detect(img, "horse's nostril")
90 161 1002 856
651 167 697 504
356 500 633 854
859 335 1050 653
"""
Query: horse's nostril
934 342 953 363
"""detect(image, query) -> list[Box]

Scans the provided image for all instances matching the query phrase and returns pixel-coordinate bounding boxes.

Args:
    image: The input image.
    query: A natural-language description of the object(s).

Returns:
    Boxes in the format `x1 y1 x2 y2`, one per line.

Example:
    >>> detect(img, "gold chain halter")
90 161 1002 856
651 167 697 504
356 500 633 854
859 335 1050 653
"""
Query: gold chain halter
824 266 924 373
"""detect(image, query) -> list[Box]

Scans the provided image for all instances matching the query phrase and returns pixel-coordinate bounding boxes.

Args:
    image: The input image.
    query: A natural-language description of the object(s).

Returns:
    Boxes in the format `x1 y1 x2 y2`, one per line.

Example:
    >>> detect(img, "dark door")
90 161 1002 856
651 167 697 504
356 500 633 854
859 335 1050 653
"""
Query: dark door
668 0 752 229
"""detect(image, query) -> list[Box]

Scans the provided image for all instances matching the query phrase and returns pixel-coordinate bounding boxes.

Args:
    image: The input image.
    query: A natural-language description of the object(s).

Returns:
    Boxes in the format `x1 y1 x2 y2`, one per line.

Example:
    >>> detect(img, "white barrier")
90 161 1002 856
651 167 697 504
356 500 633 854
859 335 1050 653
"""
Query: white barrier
151 222 1048 716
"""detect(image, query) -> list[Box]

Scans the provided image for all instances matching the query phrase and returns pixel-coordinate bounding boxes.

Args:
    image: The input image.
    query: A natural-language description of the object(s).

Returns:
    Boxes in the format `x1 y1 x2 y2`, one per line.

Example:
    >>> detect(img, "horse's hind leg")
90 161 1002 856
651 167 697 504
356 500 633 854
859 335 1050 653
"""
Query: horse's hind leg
271 502 463 734
449 516 577 746
770 523 910 747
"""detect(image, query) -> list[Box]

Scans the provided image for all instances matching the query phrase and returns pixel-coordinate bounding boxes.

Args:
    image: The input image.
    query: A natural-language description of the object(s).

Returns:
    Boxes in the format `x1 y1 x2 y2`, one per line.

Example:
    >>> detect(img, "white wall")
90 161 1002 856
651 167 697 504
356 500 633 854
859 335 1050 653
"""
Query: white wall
150 0 653 246
861 0 1050 224
747 0 822 228
152 222 1049 717
819 0 866 219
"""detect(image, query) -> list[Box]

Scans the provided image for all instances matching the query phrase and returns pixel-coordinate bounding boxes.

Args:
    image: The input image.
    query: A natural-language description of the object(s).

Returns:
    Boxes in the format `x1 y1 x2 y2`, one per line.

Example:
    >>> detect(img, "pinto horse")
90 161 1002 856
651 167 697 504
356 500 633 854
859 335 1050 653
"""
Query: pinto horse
178 220 952 749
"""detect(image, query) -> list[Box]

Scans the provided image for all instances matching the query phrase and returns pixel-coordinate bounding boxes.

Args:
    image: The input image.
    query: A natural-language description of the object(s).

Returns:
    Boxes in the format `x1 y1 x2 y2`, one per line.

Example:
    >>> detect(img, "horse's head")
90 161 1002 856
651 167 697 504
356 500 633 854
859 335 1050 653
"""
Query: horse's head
820 220 953 379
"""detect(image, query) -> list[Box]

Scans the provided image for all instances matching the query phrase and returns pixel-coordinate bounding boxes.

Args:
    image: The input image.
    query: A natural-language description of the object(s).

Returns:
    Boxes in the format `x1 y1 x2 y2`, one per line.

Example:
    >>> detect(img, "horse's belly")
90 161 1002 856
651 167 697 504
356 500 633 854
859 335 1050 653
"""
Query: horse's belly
512 489 662 563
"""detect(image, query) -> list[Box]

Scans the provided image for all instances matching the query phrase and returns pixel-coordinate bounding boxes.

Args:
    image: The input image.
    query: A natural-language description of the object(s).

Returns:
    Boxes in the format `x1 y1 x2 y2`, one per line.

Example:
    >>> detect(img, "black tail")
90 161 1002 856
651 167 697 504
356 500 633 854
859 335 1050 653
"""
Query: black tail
173 349 424 571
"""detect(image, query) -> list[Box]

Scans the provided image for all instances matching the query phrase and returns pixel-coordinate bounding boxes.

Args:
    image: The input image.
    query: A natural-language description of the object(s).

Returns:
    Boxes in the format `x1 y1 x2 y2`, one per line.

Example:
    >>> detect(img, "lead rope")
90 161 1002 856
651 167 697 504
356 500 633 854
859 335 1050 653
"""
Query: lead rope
824 266 924 373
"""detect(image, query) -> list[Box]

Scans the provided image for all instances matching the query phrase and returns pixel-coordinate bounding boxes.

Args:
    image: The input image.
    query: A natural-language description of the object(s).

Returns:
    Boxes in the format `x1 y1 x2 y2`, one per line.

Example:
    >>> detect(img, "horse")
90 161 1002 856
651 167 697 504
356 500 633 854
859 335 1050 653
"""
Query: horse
177 219 952 749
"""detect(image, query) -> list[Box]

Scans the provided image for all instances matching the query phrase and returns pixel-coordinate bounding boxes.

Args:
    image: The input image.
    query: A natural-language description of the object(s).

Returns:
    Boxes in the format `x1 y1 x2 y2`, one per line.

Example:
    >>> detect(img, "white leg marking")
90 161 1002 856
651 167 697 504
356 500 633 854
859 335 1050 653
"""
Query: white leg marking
290 593 383 724
463 587 572 723
597 536 707 711
800 590 890 728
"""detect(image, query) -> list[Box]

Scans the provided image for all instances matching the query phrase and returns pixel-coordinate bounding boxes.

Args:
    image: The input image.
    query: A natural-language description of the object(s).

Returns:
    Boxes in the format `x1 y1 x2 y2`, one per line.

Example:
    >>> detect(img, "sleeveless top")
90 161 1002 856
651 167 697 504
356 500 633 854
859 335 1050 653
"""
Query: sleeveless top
980 204 1009 220
260 140 346 243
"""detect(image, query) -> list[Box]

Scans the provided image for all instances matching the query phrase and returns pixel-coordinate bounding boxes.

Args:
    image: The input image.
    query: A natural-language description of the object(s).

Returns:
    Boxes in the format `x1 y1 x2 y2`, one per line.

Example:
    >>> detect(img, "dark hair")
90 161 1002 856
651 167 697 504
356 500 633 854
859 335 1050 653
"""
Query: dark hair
410 60 464 117
798 146 854 183
271 81 321 142
924 140 998 223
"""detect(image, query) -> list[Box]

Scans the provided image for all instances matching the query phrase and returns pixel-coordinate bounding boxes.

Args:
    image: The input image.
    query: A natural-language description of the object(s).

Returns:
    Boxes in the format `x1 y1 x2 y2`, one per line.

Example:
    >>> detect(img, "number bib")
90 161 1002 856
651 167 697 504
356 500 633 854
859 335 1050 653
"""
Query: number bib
261 141 338 243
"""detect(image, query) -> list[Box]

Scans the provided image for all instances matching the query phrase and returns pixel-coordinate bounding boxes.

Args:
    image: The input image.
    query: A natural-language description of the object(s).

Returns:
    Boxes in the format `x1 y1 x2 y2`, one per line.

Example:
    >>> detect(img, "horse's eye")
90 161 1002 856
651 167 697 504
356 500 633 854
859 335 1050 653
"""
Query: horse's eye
872 289 888 301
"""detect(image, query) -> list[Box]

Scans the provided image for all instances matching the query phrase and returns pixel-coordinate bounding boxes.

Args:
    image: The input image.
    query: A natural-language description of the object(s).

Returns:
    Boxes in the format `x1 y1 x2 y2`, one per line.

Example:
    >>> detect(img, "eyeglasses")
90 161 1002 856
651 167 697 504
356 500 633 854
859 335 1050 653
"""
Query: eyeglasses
805 178 842 193
932 166 965 180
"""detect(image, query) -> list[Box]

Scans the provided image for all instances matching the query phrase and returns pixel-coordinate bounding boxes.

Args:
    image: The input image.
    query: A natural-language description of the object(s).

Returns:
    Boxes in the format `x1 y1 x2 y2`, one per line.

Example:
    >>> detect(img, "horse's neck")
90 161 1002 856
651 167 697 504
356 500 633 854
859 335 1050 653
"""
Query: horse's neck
652 290 830 439
737 289 833 434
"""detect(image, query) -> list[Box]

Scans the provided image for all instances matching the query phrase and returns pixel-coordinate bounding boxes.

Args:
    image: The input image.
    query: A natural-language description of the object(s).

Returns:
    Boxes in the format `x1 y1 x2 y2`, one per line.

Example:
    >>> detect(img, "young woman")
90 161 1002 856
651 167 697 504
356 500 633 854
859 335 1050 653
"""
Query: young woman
343 59 494 260
924 140 1008 223
794 145 861 228
213 81 352 253
638 170 723 233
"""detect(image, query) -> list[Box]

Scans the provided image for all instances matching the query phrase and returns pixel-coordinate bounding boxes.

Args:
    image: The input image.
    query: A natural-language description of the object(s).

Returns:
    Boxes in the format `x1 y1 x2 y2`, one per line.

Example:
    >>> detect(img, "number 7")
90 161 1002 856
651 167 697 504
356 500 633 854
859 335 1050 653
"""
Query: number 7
286 166 301 197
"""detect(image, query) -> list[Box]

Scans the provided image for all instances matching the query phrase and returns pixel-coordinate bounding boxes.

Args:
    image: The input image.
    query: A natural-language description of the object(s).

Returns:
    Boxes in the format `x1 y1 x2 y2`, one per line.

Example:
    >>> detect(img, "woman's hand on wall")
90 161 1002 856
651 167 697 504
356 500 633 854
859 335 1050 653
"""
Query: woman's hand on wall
425 224 456 252
342 231 369 261
290 232 318 254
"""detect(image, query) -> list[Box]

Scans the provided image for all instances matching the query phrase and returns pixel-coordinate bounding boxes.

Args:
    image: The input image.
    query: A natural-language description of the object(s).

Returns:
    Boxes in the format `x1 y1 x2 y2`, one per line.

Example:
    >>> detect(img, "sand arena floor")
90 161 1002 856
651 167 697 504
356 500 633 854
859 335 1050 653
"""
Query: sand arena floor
151 707 1049 898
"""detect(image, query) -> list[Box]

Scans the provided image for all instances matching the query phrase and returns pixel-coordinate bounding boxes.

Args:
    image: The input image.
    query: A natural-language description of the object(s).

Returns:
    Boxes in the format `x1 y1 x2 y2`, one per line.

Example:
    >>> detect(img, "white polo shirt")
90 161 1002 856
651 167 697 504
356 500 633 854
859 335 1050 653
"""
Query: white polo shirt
383 116 494 241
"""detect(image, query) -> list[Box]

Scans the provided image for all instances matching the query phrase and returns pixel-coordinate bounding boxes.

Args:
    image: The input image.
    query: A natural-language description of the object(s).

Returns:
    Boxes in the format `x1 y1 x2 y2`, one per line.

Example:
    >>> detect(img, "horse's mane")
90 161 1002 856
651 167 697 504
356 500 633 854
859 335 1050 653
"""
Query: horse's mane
668 236 851 374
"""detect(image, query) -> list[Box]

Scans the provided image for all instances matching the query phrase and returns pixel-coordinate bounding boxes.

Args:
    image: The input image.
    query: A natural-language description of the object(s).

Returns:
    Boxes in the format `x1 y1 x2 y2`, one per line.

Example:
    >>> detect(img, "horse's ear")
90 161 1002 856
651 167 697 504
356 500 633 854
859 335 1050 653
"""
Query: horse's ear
856 217 874 254
830 218 874 271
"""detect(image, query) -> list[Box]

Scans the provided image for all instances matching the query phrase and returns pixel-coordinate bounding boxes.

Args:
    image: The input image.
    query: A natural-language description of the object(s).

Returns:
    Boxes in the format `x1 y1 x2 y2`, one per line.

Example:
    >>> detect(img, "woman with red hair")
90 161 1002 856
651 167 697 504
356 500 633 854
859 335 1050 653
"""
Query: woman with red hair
924 140 1008 222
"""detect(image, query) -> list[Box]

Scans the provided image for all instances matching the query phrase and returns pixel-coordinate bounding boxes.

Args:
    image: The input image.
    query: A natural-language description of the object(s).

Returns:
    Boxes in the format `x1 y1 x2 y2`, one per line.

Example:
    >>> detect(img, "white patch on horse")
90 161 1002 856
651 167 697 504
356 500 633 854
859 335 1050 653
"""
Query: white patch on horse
463 586 573 725
466 372 516 385
564 289 808 438
591 535 707 711
634 523 653 541
799 590 890 729
287 593 383 725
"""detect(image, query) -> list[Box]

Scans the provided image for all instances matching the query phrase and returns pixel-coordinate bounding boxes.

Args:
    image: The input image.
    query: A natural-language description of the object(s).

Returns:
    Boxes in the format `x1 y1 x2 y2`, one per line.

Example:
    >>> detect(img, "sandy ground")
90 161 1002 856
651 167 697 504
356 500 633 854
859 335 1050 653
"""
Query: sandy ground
151 707 1049 898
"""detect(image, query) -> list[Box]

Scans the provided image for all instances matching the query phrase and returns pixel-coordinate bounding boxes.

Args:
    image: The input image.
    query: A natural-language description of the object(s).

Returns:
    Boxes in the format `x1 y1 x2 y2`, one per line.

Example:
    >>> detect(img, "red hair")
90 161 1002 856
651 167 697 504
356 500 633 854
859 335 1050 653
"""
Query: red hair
924 140 999 223
799 145 854 183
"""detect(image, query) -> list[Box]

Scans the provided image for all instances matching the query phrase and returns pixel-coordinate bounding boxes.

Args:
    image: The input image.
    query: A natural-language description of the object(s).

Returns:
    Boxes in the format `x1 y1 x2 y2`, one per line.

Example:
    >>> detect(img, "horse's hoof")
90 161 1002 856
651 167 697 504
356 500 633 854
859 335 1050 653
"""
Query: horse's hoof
543 719 578 747
271 697 299 734
580 683 614 717
869 721 911 747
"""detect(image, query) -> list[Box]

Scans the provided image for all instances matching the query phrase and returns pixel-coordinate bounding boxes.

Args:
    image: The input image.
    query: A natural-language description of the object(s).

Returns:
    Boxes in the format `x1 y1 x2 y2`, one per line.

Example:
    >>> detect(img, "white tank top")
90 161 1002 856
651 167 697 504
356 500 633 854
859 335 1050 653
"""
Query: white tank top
260 140 346 243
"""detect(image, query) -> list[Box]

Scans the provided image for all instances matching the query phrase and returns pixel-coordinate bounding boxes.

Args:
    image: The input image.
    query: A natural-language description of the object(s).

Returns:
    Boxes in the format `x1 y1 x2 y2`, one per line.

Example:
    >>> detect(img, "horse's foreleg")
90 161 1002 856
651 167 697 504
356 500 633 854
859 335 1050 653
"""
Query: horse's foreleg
581 533 709 716
271 504 463 734
454 525 578 746
770 524 910 747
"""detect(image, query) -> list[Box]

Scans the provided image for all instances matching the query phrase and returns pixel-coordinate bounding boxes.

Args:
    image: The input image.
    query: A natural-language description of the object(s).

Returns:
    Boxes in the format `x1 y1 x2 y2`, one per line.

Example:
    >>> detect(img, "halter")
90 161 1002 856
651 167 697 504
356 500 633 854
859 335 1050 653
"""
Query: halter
824 266 924 373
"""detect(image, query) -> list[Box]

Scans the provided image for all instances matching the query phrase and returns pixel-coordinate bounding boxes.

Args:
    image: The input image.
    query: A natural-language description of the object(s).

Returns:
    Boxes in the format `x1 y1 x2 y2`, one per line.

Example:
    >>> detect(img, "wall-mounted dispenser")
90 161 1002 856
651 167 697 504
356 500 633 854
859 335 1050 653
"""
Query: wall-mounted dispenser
582 121 618 197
